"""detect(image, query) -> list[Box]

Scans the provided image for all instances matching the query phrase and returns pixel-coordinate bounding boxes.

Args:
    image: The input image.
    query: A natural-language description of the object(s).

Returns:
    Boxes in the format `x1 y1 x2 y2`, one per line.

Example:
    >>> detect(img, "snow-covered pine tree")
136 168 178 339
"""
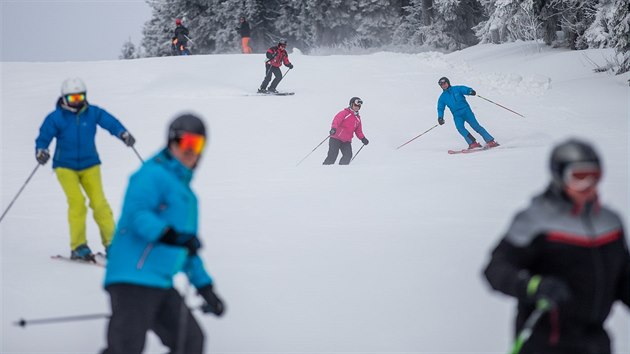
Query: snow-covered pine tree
396 0 483 50
476 0 543 43
119 38 137 59
584 0 630 73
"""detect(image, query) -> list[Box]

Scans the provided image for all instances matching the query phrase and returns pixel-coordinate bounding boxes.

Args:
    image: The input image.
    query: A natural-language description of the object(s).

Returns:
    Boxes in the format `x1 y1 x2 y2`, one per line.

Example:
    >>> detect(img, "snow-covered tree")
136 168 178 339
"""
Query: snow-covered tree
119 38 138 60
395 0 483 50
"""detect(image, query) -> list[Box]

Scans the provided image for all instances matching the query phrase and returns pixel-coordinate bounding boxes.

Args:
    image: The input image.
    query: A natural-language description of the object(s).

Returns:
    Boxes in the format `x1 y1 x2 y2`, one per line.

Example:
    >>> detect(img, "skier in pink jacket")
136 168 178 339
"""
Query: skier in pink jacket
323 97 369 165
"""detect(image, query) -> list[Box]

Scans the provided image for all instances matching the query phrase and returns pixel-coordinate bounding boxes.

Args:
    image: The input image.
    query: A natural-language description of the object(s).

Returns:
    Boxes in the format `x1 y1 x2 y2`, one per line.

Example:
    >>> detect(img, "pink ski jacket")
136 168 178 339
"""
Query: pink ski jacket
330 108 365 142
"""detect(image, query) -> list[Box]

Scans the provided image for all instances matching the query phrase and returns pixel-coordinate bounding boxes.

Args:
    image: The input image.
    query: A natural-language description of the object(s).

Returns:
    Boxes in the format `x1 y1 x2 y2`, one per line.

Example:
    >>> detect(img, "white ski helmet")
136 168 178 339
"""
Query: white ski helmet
61 78 87 96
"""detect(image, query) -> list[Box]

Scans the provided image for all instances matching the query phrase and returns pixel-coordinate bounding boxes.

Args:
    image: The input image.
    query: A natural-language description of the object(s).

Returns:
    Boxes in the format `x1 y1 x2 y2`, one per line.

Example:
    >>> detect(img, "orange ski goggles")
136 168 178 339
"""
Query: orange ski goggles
65 93 86 104
176 133 206 155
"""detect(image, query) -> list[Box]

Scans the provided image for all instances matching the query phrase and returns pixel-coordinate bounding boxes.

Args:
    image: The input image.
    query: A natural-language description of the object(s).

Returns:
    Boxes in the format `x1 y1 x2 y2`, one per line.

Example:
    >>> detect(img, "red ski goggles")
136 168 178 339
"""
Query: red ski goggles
65 93 86 104
176 133 206 155
563 162 601 191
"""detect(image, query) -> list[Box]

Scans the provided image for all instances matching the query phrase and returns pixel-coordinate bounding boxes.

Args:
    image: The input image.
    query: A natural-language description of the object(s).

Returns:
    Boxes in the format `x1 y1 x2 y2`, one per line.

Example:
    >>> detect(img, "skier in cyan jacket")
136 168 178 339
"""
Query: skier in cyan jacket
437 76 498 150
323 97 369 165
35 77 135 261
483 138 630 354
103 113 225 354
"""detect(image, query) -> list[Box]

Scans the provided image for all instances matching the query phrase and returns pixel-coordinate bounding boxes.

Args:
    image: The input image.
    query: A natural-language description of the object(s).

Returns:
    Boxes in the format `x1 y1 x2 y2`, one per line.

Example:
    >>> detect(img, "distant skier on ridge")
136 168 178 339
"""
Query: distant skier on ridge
436 76 499 150
172 18 190 55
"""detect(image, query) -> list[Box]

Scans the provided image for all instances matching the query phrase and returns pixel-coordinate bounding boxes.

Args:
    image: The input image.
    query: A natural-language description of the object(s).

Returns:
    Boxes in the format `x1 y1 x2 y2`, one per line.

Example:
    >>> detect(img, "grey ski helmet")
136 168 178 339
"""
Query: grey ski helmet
278 39 287 46
168 113 207 144
349 97 363 107
550 138 601 187
438 77 450 86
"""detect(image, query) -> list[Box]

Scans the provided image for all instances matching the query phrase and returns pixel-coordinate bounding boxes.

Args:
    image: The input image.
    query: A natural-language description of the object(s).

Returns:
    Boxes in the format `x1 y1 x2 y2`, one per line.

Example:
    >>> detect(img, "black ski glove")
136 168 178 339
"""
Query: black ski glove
329 128 336 135
527 275 571 305
198 284 225 316
287 63 294 69
361 137 369 145
159 227 202 255
120 131 136 147
470 89 476 96
438 118 445 125
36 149 50 165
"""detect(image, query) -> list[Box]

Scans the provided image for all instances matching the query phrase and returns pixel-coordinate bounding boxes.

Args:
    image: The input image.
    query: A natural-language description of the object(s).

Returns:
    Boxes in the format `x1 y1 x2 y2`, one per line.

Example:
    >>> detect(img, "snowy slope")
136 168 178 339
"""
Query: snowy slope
1 42 628 353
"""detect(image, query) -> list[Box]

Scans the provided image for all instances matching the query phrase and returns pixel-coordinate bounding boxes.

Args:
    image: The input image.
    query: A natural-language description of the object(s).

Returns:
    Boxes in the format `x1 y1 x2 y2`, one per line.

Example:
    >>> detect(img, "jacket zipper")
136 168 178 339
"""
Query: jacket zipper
584 214 604 322
136 243 154 270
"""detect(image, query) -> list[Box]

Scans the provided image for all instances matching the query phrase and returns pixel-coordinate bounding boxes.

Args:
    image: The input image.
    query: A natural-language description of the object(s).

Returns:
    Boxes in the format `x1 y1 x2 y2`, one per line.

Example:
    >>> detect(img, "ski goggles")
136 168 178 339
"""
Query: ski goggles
65 93 86 104
563 162 601 191
176 133 206 155
438 80 448 86
352 99 363 106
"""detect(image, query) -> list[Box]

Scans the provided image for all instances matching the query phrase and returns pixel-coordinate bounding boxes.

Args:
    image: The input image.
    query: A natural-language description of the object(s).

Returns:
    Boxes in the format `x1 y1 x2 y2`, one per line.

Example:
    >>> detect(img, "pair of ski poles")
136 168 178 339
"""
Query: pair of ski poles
0 146 144 225
295 135 366 166
396 95 524 150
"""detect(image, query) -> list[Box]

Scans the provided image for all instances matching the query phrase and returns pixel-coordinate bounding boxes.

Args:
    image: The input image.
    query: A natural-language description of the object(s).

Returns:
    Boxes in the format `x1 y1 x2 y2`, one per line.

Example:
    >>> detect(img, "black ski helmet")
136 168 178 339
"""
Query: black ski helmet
550 138 601 187
168 113 207 144
278 39 287 46
438 77 450 86
349 97 363 107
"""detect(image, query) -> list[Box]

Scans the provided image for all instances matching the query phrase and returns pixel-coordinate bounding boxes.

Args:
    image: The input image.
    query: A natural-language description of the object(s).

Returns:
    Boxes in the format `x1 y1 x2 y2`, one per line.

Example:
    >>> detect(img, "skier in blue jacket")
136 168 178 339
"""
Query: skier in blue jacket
103 113 224 354
436 76 499 150
35 77 135 261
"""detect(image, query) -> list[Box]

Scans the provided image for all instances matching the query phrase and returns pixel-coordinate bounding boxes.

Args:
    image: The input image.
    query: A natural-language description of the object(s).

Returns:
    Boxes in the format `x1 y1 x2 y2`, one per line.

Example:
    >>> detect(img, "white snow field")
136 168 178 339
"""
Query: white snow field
1 41 628 353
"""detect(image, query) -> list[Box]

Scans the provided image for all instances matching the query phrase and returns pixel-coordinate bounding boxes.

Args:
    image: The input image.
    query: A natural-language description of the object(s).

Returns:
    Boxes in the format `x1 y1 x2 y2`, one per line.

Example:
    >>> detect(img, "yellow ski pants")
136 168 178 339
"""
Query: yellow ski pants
55 165 115 250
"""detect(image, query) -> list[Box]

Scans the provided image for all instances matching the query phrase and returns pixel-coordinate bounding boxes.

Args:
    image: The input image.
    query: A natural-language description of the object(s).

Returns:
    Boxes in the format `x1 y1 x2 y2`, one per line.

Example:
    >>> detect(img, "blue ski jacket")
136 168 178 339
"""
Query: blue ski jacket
437 85 475 118
104 149 213 289
35 99 127 170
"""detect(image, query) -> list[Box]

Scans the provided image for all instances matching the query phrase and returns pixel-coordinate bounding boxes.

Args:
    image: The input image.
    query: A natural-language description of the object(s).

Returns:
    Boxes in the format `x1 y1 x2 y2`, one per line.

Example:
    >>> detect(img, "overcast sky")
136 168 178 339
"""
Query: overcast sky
1 0 152 62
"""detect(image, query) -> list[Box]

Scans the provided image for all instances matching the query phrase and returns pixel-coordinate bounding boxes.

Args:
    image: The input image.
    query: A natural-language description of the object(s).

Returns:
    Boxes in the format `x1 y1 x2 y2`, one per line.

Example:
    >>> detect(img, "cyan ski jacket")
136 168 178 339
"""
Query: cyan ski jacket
104 149 213 289
437 85 475 118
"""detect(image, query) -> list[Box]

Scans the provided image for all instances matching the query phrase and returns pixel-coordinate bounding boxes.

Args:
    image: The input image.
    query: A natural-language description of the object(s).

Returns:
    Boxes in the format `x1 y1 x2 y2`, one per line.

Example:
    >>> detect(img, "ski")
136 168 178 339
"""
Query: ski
448 147 485 154
248 91 295 96
448 145 501 154
51 252 107 267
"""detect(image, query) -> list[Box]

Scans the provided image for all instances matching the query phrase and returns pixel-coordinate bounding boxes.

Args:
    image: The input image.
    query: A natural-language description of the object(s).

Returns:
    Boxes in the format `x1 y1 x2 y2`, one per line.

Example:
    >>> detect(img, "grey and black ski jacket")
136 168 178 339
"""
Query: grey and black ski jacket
484 185 630 353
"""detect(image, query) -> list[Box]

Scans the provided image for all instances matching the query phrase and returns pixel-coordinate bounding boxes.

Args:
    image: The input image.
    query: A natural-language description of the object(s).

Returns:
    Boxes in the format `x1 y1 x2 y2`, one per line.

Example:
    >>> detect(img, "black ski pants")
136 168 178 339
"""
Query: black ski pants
102 284 204 354
323 137 353 165
260 64 282 90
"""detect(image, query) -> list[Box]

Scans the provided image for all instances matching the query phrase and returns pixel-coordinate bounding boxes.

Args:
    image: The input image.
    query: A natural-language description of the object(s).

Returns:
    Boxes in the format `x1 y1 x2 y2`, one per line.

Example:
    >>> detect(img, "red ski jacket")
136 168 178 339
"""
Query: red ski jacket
266 46 291 68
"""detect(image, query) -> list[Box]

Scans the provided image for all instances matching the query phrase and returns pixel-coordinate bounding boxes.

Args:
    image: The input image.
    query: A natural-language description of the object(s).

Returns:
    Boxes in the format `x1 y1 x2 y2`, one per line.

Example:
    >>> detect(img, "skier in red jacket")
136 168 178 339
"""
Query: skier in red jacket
258 39 293 94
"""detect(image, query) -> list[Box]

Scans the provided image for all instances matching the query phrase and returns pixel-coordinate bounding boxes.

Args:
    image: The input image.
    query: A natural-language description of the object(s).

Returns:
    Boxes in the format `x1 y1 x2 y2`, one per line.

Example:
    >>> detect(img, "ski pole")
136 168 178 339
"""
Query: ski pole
14 313 110 327
131 146 144 163
396 124 439 150
15 305 209 328
350 144 365 163
477 94 525 118
296 135 330 166
281 67 292 82
0 164 40 224
510 300 552 354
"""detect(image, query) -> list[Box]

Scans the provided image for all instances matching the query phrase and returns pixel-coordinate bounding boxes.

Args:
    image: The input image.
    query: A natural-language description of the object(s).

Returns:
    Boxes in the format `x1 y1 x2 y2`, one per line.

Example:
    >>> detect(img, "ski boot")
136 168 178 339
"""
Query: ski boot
468 141 482 149
486 140 500 148
267 88 279 94
257 88 268 94
70 244 95 262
